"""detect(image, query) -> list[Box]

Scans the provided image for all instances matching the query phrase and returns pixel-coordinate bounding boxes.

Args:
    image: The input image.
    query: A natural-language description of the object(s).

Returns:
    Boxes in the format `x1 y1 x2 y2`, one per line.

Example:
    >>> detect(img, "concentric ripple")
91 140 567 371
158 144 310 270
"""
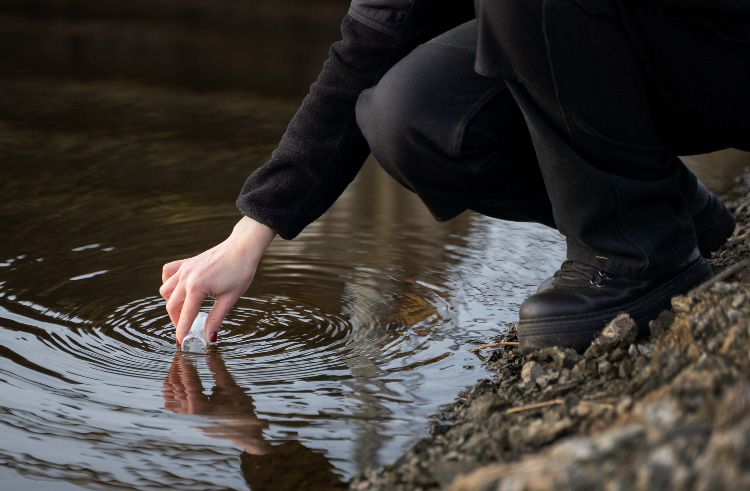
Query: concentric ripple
0 207 566 491
1 117 566 489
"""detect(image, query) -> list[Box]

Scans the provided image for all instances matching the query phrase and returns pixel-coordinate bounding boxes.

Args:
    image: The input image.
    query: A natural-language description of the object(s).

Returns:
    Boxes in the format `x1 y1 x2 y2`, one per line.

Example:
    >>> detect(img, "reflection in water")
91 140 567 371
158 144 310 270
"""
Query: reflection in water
163 352 346 490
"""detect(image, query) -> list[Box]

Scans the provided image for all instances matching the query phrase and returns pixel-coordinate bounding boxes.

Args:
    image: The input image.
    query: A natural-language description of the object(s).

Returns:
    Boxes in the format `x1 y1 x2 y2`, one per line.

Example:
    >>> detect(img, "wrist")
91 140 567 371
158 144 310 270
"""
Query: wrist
230 216 276 260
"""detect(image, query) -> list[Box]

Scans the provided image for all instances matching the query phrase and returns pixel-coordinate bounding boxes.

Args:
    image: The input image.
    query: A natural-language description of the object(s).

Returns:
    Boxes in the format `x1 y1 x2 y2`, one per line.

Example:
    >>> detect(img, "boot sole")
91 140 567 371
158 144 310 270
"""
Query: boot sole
518 258 713 354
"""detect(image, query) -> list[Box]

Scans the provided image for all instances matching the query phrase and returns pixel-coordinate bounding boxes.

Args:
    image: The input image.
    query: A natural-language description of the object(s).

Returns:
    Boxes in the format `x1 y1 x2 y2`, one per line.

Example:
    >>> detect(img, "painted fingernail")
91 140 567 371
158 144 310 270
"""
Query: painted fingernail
176 339 181 346
209 332 217 343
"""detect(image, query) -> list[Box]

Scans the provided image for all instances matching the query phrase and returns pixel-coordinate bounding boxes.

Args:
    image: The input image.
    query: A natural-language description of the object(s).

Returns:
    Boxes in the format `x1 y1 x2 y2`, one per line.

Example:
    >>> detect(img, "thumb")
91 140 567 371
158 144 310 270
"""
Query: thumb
205 295 238 343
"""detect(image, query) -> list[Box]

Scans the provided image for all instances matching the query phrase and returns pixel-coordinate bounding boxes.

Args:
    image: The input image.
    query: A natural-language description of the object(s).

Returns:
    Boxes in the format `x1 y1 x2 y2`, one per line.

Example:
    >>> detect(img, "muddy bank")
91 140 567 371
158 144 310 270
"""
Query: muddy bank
351 173 750 490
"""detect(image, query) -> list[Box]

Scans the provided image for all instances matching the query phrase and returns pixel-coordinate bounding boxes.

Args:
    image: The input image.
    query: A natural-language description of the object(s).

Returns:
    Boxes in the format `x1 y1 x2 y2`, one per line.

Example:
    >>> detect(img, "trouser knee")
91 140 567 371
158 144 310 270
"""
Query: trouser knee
355 82 427 191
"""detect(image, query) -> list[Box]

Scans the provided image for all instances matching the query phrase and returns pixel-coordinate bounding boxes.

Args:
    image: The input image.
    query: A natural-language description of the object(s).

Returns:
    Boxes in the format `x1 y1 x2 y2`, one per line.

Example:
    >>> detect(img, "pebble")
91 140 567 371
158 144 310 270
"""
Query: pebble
521 361 545 385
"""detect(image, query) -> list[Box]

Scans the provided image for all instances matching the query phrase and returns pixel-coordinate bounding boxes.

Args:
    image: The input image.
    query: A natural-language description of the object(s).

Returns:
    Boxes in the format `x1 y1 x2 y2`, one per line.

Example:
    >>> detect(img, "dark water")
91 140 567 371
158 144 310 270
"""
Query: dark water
0 78 567 490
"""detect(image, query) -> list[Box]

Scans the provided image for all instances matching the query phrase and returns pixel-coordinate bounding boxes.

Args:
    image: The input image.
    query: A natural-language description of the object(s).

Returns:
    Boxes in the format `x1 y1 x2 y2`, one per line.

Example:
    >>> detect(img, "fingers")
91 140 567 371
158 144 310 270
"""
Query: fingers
206 352 239 390
205 295 238 343
165 281 187 330
163 353 188 411
159 270 181 303
175 291 204 343
162 259 184 284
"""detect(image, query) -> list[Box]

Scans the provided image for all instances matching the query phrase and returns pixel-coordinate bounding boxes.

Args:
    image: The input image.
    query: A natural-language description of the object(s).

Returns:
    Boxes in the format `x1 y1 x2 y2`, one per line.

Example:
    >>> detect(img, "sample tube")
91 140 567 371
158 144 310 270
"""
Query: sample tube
181 312 208 352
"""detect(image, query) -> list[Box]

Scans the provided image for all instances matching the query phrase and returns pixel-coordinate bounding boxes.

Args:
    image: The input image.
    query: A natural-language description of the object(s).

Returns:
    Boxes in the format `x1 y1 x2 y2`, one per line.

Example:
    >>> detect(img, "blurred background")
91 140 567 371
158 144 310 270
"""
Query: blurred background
0 0 348 94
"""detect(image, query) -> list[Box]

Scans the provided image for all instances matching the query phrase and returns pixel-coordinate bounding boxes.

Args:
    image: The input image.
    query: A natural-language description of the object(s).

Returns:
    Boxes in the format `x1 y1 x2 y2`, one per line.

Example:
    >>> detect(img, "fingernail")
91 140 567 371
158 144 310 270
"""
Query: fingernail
176 339 181 346
209 332 217 343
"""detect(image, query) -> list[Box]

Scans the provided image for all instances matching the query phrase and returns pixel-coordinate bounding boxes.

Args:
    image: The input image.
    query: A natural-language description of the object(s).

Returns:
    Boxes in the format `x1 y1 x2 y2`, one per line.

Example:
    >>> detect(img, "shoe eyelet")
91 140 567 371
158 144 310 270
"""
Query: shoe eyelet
590 272 609 287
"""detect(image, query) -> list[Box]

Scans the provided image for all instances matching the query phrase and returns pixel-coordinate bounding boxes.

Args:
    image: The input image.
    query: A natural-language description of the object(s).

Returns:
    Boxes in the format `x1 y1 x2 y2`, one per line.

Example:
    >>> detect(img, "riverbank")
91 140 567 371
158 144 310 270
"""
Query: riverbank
351 172 750 490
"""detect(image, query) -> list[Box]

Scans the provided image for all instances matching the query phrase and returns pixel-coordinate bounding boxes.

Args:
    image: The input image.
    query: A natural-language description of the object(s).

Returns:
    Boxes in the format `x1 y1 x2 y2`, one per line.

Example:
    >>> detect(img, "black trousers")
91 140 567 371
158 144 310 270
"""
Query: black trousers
472 0 750 278
355 13 743 277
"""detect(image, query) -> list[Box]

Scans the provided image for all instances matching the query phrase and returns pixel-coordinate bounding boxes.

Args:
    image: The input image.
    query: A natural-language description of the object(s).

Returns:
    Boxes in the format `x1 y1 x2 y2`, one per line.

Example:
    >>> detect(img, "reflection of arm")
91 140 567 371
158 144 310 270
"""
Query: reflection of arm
236 1 475 240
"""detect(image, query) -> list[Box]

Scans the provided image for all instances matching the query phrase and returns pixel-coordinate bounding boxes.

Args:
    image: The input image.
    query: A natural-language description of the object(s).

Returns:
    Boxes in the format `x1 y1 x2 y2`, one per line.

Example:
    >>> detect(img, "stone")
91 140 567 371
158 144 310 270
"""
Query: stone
637 343 654 356
636 400 680 433
521 361 546 386
671 295 694 313
616 397 634 415
466 394 507 421
585 314 638 359
711 281 731 294
549 439 601 463
508 417 575 450
593 425 646 456
527 346 583 370
649 310 676 338
635 446 678 490
731 294 746 309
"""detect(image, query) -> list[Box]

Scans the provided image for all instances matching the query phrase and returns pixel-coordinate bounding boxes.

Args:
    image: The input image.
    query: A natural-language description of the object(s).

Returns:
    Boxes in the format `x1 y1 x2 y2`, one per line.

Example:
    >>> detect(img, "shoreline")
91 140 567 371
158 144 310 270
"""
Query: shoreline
352 173 750 490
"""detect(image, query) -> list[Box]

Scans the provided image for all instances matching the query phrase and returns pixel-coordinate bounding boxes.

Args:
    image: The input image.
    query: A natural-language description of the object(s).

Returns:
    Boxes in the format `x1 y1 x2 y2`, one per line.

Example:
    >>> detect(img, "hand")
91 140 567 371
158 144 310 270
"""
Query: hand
159 216 276 343
163 351 271 455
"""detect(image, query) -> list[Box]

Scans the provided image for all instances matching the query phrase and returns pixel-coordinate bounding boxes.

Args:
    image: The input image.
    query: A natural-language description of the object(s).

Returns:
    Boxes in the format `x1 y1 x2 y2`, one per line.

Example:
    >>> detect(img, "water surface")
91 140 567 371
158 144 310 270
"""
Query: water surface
2 2 748 488
0 79 567 490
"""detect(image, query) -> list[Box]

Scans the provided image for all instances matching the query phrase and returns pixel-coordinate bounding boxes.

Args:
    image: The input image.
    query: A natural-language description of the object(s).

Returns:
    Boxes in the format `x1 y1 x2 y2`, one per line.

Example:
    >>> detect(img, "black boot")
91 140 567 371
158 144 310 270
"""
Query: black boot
536 182 732 296
518 249 712 353
691 181 736 258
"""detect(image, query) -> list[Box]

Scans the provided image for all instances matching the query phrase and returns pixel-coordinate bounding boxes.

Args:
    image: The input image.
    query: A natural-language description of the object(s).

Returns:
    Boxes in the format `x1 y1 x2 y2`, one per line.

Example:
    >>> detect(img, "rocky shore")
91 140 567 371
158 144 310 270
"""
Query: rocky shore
351 173 750 491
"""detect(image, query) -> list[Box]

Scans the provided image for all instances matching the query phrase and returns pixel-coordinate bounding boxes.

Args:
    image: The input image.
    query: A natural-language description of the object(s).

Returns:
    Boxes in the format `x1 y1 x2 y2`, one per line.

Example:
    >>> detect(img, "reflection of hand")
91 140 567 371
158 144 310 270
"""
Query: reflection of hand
159 216 275 343
162 351 271 455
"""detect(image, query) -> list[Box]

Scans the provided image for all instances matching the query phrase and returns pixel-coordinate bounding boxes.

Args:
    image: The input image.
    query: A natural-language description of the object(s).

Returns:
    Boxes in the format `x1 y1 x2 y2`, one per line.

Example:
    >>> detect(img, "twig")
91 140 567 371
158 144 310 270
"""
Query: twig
469 341 519 352
505 399 564 414
689 257 750 295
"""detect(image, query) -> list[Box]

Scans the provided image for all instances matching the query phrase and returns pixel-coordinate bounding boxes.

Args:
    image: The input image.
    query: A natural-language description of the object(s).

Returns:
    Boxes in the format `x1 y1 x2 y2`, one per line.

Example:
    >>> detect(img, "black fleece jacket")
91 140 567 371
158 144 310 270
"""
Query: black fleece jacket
236 1 475 239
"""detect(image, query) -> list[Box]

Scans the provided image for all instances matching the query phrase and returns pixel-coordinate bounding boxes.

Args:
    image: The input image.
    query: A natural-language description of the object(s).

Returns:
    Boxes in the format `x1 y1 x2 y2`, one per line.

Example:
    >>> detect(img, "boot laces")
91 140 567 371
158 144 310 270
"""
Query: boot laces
554 260 612 286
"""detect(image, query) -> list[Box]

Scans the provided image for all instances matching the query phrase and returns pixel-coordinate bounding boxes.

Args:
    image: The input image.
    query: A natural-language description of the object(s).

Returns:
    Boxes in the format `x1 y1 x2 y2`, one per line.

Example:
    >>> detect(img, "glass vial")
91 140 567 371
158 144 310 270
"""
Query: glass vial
181 312 208 352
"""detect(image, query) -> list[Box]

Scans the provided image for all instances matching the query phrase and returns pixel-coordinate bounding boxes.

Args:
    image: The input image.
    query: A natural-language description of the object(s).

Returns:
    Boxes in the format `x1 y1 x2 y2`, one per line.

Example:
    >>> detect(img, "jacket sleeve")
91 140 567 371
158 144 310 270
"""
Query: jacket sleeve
236 1 474 239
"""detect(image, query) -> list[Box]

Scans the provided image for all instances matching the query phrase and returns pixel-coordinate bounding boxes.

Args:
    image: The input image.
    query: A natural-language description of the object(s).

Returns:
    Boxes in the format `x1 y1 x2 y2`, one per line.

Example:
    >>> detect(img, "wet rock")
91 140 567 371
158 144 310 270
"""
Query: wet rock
527 346 583 370
521 361 545 386
584 314 638 359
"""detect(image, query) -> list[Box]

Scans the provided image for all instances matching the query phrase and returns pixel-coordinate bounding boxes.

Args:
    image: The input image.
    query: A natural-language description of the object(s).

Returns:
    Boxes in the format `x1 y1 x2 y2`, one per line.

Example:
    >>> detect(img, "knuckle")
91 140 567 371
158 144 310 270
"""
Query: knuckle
184 277 203 293
166 298 181 314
